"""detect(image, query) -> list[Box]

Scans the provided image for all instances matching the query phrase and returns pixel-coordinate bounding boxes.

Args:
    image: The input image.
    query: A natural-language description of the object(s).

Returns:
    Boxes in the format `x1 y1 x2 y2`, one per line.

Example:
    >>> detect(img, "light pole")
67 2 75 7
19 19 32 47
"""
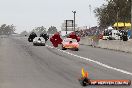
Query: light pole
72 11 76 32
89 4 91 29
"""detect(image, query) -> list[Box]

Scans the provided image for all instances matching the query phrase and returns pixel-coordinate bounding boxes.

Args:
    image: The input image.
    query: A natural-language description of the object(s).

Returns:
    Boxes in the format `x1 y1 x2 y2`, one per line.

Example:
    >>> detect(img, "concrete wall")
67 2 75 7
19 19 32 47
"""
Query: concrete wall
79 36 132 53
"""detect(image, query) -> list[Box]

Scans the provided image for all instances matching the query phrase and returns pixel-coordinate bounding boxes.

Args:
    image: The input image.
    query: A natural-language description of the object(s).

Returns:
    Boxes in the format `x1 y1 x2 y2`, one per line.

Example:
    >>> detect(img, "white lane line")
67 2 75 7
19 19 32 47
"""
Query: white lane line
46 45 132 76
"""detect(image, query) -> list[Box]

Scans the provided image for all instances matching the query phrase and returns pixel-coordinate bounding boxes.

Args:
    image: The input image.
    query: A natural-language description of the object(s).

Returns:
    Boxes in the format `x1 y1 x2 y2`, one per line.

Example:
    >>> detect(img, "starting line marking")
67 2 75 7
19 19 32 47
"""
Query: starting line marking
46 45 132 76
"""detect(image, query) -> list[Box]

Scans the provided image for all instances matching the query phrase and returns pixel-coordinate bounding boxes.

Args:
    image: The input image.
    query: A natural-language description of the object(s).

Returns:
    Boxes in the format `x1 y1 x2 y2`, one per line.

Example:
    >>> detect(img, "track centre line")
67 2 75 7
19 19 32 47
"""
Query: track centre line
46 45 132 76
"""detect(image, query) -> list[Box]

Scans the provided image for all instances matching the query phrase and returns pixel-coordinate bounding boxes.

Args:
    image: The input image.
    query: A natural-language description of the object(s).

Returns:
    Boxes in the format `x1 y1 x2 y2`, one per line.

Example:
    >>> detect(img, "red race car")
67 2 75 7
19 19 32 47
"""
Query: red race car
61 38 79 51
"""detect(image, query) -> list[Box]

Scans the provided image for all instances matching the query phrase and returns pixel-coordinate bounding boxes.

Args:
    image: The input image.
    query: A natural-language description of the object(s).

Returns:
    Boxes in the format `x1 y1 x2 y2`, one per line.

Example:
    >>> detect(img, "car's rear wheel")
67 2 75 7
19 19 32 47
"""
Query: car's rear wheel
33 43 35 46
28 38 33 42
75 48 79 51
42 43 45 46
62 45 67 50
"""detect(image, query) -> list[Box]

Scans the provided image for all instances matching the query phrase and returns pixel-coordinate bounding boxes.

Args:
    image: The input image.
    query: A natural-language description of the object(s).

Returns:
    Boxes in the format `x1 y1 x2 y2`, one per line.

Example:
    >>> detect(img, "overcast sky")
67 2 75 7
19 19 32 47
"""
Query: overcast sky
0 0 105 33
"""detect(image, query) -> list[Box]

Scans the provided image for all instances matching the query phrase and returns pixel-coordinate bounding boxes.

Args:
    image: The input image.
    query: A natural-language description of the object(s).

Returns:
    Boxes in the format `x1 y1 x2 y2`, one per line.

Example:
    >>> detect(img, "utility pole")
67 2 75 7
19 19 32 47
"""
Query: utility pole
72 11 76 32
117 11 119 30
116 6 119 30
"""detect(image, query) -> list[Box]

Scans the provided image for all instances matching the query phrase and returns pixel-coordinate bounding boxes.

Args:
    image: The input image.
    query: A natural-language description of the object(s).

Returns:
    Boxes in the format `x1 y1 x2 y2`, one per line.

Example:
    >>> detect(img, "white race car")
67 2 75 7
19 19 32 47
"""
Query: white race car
33 37 45 46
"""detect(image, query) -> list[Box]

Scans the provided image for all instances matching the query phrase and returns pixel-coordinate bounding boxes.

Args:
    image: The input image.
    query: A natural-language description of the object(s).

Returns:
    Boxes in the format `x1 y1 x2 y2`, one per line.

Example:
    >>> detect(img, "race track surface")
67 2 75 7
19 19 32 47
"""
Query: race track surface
0 36 132 88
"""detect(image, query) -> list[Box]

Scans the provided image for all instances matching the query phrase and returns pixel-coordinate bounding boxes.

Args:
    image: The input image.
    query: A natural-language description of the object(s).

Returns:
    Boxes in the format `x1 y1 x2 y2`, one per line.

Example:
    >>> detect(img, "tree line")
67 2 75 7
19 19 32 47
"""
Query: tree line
0 23 58 36
20 26 58 36
0 24 16 35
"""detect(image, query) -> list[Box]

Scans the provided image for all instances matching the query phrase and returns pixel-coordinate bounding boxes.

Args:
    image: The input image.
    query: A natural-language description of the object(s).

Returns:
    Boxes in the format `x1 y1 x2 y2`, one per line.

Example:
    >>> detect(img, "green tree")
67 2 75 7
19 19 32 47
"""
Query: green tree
0 24 16 35
32 26 46 36
47 26 57 34
94 0 131 28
